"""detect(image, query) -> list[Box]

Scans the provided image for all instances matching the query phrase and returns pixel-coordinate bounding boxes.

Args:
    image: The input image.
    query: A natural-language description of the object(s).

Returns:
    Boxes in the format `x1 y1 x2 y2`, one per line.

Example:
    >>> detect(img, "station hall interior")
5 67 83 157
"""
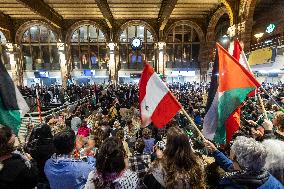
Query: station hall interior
0 0 283 86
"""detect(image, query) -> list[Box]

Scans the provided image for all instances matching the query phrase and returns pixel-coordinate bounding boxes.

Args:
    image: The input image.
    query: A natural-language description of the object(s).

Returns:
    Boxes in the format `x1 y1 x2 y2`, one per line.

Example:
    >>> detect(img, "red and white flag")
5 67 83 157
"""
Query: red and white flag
139 63 182 128
233 39 251 72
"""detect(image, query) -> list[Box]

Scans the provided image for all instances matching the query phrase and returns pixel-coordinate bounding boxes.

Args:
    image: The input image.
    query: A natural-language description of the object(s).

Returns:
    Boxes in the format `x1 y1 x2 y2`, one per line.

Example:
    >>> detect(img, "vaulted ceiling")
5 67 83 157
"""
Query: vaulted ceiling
0 0 222 30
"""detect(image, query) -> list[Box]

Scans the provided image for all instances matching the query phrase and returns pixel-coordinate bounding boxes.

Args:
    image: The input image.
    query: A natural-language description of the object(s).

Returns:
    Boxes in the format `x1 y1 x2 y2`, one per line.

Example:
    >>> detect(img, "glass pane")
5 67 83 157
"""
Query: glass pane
90 45 99 69
22 30 30 43
22 45 32 70
120 29 127 43
40 26 49 42
183 26 192 43
192 44 200 67
183 44 191 68
80 45 89 69
137 26 144 41
146 44 154 62
128 26 136 41
50 45 60 70
166 44 174 68
119 44 127 69
192 29 199 42
50 31 57 43
71 45 80 69
98 30 105 42
71 29 79 42
32 45 43 70
79 25 88 43
42 46 51 70
0 32 7 44
146 30 153 43
30 26 40 42
89 26 98 42
99 45 107 69
175 44 182 68
174 25 183 43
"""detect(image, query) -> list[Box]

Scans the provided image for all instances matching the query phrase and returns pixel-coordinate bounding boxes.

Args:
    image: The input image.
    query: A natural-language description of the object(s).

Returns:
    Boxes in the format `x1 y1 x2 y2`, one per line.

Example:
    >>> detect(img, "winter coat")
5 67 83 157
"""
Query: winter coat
0 153 38 189
213 150 284 189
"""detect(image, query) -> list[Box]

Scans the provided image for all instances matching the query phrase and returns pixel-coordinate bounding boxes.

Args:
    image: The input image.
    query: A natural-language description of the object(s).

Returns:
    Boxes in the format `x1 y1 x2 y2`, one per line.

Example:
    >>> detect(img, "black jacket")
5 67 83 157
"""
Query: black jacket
0 153 38 189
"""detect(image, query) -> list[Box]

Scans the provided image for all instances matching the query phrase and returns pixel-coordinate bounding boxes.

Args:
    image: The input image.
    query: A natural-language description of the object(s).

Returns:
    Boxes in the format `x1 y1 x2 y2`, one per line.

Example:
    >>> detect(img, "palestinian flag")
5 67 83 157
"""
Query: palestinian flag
203 43 260 144
0 56 29 134
225 39 251 144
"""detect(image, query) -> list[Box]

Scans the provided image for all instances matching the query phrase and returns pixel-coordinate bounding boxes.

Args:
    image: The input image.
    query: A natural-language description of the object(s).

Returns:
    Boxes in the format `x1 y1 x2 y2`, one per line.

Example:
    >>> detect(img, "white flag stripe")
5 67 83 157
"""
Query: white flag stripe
15 86 30 116
140 72 168 125
203 92 219 140
240 50 252 72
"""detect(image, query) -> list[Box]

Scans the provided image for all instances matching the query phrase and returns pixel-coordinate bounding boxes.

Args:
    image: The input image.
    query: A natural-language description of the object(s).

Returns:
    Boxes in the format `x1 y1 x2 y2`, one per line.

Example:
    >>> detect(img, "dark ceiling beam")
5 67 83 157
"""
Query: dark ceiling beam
0 12 12 31
95 0 114 29
158 0 178 31
16 0 63 28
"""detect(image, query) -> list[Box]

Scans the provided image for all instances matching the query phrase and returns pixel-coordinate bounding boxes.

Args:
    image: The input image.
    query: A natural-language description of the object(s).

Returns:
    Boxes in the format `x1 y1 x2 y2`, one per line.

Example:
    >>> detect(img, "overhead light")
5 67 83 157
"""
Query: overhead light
254 33 264 39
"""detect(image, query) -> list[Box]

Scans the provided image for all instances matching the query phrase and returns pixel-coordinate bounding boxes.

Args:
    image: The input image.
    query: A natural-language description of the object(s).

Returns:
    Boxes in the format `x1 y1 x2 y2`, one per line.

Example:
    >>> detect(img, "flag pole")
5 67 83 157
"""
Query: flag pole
36 89 43 123
180 108 206 141
257 93 268 120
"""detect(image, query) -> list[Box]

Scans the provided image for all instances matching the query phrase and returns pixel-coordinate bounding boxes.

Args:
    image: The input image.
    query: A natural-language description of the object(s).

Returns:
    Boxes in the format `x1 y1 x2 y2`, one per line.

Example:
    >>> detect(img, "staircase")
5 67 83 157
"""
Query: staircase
18 95 94 143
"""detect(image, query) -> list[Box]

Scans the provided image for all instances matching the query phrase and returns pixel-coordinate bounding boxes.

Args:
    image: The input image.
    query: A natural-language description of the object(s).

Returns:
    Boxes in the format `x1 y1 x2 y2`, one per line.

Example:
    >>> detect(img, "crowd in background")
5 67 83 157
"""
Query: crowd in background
0 81 284 189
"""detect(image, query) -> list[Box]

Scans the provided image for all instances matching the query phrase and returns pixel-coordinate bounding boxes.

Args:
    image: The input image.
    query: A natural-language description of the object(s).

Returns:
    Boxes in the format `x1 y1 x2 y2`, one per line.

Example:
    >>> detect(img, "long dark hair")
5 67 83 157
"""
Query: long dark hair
162 126 206 189
96 137 126 176
0 125 14 157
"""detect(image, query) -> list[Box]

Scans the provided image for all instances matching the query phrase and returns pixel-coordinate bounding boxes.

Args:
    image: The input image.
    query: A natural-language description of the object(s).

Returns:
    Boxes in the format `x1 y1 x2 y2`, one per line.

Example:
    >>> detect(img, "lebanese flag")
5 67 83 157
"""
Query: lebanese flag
139 63 182 128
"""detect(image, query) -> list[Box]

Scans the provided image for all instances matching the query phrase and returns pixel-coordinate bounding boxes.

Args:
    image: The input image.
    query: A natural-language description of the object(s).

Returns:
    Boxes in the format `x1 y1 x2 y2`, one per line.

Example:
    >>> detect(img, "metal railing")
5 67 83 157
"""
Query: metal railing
18 95 95 143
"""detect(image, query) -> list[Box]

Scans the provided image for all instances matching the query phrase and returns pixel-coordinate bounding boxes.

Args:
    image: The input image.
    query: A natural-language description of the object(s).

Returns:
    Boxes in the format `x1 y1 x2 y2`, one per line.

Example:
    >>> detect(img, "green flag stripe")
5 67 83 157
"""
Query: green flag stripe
0 96 21 134
214 87 256 144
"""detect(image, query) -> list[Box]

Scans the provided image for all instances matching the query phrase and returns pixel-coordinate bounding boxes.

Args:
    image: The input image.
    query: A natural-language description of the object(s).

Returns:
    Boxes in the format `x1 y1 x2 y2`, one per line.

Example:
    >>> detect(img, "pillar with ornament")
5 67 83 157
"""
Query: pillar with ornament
107 42 116 83
5 43 22 86
157 41 166 76
57 42 68 89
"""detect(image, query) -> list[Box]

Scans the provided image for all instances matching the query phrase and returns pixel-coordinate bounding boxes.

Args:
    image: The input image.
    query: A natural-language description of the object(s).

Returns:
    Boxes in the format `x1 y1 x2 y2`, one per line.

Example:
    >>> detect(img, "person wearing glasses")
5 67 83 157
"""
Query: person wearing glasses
204 136 284 189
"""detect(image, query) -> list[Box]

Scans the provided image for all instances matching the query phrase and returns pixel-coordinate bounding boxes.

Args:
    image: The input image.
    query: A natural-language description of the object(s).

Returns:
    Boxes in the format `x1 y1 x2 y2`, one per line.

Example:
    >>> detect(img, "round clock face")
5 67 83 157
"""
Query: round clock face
131 37 142 49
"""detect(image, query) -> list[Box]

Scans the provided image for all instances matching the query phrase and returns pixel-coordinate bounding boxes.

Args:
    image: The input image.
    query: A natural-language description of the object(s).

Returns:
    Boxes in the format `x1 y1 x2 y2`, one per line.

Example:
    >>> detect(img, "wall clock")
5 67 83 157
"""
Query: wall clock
130 37 142 50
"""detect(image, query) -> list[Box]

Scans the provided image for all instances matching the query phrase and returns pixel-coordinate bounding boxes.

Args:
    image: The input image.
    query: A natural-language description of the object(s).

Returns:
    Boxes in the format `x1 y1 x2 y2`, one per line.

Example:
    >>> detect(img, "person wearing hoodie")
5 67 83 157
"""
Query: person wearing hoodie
204 136 284 189
25 123 54 189
44 129 95 189
78 121 91 138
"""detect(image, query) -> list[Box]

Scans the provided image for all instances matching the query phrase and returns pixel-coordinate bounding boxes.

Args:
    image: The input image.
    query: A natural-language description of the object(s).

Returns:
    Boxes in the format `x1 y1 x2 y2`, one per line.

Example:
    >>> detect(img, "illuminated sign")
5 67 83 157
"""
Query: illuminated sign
266 24 276 34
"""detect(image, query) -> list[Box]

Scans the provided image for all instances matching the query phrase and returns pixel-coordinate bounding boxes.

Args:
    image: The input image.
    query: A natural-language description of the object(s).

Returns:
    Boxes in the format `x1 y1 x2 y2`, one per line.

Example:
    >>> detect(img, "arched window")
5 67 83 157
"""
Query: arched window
119 24 156 70
20 25 59 70
70 25 107 70
166 24 201 69
215 14 230 43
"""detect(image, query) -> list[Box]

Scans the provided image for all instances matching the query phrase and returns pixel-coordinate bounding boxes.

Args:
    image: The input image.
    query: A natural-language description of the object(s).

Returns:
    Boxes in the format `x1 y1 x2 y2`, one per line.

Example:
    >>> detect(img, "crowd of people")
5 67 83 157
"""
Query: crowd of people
19 84 100 109
0 81 284 189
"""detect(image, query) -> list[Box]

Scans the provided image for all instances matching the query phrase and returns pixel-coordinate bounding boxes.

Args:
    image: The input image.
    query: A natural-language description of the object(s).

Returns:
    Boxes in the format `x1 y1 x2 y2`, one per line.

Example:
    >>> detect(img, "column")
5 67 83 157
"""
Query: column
107 42 116 83
57 42 68 89
5 43 21 86
157 42 166 76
